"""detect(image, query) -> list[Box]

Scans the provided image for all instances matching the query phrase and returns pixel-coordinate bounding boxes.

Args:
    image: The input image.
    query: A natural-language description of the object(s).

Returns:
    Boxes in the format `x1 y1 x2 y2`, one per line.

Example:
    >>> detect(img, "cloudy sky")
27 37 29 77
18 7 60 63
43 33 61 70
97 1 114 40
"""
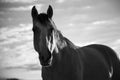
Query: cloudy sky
0 0 120 79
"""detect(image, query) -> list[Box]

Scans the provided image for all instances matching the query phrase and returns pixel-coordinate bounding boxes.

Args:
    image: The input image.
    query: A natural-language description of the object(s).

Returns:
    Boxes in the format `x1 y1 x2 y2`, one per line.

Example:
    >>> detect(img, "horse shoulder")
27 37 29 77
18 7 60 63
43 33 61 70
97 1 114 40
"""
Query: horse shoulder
80 44 112 67
77 44 112 80
85 44 113 67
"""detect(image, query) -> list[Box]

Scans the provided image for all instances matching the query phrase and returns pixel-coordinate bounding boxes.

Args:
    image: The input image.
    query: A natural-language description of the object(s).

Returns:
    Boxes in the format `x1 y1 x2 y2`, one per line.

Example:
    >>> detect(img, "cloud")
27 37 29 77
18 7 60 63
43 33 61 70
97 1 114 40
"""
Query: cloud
0 24 32 45
9 6 33 11
1 0 35 3
5 63 41 71
56 0 65 3
107 39 120 59
81 6 93 10
0 22 41 79
0 67 42 79
0 23 40 69
25 64 41 71
110 39 120 50
9 4 43 11
0 11 5 15
92 20 116 25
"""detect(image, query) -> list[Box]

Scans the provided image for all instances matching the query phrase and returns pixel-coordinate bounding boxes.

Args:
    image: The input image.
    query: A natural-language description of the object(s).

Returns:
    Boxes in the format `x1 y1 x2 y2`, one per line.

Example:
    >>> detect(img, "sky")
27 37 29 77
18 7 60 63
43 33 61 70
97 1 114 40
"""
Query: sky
0 0 120 79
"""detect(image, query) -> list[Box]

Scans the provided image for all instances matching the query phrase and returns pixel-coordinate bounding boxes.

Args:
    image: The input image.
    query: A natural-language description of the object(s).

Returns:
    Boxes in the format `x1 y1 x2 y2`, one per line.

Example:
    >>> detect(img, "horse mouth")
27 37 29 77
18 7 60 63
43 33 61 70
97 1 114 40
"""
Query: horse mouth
39 56 52 67
41 62 49 66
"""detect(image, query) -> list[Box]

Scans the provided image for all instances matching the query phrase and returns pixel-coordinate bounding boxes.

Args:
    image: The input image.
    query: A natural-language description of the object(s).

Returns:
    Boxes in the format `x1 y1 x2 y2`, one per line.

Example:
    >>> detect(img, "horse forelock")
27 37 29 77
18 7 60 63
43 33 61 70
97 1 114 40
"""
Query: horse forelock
37 13 49 25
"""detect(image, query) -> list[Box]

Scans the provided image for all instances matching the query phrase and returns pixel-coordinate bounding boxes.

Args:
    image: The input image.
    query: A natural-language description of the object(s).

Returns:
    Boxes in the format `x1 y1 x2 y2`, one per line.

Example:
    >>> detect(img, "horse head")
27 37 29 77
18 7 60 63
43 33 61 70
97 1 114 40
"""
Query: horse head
31 5 66 67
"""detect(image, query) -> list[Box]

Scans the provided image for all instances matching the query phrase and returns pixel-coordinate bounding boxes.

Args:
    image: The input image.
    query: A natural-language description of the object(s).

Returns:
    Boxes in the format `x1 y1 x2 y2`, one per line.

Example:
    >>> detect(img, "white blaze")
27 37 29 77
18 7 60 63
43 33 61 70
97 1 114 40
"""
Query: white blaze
46 31 58 54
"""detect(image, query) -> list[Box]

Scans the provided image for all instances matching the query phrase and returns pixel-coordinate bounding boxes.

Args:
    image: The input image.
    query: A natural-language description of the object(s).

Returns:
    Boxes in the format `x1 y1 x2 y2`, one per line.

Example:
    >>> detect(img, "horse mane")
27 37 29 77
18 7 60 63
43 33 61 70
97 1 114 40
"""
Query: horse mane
64 37 79 49
56 30 78 50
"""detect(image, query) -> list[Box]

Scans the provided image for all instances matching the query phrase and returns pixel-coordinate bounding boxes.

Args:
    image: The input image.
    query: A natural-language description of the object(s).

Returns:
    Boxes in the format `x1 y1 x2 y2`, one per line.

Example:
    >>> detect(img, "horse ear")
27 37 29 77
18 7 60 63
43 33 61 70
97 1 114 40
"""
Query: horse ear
47 5 53 19
31 6 38 19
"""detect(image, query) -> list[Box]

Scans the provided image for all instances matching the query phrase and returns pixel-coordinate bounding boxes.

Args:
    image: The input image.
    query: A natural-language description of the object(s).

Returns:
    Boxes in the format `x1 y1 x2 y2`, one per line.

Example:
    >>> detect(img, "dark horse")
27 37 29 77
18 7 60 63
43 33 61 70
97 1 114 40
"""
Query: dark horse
31 5 120 80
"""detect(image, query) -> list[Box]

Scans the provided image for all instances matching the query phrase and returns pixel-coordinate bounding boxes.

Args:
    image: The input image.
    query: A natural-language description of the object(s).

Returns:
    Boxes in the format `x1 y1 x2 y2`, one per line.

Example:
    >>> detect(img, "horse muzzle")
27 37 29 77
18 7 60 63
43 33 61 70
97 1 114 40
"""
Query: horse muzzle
38 52 53 67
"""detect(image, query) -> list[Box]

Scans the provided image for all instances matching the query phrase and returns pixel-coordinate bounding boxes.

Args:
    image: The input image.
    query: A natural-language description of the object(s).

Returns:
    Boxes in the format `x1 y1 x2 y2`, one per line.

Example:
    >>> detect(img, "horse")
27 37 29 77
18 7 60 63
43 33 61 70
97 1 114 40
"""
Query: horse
31 5 120 80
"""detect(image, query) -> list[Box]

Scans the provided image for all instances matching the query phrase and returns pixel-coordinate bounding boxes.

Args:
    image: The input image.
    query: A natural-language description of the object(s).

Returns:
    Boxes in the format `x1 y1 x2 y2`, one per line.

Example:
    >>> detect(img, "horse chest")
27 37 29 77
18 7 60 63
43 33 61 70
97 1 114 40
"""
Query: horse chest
42 51 82 80
42 68 82 80
81 47 110 80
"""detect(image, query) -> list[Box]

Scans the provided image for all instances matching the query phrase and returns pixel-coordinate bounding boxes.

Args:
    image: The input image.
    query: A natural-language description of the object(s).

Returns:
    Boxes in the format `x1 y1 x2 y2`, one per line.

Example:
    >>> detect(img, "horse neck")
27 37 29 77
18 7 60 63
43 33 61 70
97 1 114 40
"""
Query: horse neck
52 37 80 69
54 31 78 51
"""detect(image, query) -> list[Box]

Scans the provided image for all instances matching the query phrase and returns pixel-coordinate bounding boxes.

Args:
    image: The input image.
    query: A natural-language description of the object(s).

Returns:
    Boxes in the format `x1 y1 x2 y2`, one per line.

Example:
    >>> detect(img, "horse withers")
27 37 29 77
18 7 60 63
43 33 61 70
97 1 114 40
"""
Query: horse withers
31 5 120 80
